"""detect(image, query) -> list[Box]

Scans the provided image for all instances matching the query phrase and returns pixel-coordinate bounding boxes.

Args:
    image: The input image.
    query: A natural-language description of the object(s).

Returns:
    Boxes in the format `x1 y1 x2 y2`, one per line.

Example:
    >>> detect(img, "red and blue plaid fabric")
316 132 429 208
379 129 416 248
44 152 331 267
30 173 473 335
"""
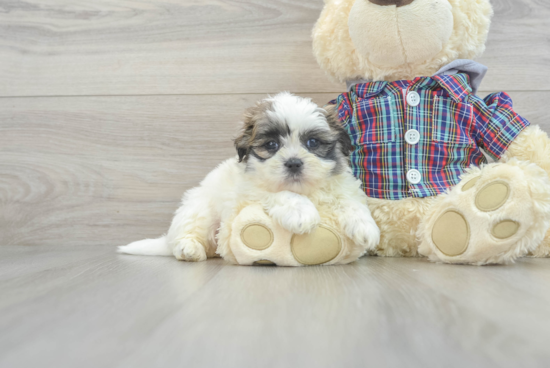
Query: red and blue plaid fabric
334 73 530 200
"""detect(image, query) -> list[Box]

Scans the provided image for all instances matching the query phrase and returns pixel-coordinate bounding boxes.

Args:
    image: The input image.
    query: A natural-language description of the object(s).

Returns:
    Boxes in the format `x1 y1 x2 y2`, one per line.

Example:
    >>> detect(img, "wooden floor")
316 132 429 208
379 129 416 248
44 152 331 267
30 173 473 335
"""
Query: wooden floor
2 245 550 368
1 0 550 366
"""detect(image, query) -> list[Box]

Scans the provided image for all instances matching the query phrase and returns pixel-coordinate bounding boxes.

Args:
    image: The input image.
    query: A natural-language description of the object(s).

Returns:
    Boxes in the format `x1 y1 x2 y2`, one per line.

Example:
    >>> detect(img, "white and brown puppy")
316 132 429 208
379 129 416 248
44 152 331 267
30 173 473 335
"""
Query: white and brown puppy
118 92 379 262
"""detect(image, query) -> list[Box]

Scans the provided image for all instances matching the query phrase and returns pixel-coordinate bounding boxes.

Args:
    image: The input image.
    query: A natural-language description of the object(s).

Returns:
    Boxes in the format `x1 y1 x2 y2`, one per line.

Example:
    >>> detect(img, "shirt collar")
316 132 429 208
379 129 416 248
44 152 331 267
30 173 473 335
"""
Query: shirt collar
434 59 487 94
346 59 487 102
349 73 473 103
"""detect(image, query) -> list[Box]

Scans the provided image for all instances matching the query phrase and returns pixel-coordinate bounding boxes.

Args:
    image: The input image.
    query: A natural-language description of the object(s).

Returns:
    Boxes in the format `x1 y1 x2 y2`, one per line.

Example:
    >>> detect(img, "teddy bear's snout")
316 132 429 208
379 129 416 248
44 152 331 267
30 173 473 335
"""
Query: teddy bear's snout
368 0 415 7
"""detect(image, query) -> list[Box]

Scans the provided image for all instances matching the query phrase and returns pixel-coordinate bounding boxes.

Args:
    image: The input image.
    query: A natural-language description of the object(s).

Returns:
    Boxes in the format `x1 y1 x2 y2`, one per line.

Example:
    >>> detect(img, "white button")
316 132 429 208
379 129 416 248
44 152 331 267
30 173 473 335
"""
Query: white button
406 91 420 106
407 169 422 184
405 129 420 145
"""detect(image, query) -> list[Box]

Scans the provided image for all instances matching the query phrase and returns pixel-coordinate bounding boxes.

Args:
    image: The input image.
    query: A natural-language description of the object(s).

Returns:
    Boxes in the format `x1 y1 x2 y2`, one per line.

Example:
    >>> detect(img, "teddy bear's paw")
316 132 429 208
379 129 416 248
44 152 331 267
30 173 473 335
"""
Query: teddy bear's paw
431 178 530 265
433 180 517 257
420 161 550 265
229 204 352 266
173 238 207 262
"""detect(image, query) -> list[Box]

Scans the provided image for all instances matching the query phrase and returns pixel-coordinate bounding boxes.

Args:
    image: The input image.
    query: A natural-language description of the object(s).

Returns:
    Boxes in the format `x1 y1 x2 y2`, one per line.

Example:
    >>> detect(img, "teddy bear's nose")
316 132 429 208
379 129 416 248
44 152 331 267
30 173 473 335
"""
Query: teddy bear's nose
368 0 415 7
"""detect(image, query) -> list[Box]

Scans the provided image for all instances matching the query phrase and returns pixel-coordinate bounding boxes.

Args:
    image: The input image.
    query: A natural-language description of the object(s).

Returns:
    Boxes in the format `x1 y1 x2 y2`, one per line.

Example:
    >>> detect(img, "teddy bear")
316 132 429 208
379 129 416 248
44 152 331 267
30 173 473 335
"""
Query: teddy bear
311 0 550 265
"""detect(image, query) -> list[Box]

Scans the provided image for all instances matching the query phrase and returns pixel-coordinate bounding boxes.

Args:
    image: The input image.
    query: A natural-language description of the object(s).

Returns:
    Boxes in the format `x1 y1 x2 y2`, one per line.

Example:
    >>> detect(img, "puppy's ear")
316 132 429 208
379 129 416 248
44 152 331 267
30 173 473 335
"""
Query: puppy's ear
324 104 353 156
235 100 273 162
234 104 259 162
235 125 252 163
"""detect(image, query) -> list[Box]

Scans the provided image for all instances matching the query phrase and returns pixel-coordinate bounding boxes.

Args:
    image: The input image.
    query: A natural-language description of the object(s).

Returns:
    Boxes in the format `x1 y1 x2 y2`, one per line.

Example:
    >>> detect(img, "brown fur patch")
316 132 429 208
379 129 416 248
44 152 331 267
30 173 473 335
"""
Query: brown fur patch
324 104 353 157
234 100 273 162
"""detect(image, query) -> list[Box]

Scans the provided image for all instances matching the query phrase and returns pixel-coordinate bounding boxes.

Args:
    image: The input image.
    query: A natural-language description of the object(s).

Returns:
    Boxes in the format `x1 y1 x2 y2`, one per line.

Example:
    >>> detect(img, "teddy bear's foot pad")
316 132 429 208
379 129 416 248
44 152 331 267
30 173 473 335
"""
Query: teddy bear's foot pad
492 220 520 239
291 225 342 265
475 181 510 212
241 223 274 250
432 211 470 257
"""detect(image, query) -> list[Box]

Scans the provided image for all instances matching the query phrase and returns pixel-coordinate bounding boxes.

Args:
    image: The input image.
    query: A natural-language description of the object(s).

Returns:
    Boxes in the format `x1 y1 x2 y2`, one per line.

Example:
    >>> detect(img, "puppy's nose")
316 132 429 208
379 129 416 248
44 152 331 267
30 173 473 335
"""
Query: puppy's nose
285 158 303 173
368 0 415 7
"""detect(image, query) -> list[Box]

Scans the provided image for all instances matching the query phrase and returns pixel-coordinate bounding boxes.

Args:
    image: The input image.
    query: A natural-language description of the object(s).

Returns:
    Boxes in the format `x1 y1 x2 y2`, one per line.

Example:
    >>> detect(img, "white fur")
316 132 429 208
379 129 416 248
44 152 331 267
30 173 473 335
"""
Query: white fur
268 93 328 133
119 93 379 262
119 237 172 256
266 191 321 234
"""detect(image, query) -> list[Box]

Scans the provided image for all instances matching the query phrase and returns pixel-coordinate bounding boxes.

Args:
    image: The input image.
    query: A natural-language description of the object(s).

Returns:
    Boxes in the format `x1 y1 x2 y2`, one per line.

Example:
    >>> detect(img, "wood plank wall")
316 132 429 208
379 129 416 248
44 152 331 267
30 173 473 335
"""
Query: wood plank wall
1 0 549 247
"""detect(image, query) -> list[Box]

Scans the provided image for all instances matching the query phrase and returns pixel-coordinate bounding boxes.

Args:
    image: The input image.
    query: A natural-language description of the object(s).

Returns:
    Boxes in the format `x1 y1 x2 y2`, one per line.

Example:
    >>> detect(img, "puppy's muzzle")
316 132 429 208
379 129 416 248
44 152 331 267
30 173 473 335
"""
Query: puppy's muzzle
285 158 303 174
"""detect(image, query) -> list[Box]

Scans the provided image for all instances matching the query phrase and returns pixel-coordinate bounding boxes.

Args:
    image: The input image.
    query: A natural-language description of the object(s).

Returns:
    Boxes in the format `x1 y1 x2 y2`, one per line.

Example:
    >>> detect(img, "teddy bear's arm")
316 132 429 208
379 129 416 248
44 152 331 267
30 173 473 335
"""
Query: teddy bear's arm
470 91 550 178
470 92 531 160
501 125 550 177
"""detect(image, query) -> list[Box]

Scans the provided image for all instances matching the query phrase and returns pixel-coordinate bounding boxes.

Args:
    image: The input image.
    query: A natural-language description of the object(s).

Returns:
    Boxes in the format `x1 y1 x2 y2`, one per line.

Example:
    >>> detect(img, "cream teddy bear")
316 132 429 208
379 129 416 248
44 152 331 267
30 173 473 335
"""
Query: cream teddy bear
312 0 550 265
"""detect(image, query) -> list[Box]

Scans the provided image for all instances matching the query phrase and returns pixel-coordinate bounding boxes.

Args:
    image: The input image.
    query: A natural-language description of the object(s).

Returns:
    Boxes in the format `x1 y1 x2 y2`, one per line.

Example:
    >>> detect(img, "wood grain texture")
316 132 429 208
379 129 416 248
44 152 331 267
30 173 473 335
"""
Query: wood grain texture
1 246 550 368
1 92 548 248
0 0 343 96
0 0 549 97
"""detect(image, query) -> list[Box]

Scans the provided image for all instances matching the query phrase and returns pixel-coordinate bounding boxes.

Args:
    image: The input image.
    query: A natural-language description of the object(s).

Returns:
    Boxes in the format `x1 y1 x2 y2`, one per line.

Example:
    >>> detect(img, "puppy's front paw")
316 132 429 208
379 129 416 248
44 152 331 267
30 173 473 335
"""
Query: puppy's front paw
173 238 207 262
341 208 380 251
269 198 320 234
280 206 321 234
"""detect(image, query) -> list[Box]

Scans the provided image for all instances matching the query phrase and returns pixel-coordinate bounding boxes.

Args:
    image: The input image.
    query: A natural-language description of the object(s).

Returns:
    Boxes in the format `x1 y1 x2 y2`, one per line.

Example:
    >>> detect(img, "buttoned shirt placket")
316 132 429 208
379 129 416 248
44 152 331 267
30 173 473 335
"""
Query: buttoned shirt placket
403 83 422 197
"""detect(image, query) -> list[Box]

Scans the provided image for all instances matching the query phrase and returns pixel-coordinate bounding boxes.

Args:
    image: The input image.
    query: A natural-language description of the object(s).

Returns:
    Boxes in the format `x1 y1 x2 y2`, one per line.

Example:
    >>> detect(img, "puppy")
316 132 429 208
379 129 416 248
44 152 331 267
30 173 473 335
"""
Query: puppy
118 92 379 262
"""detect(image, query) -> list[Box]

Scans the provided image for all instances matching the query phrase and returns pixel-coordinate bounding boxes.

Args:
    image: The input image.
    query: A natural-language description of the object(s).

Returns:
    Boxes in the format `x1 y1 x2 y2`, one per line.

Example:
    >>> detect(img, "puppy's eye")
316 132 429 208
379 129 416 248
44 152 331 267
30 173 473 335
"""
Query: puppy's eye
306 138 320 149
265 141 279 151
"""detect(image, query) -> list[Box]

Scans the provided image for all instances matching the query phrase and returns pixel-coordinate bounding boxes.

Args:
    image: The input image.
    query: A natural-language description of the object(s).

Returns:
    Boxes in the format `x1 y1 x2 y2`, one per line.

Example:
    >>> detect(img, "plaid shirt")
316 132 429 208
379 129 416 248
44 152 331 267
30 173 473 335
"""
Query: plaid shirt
334 73 530 200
